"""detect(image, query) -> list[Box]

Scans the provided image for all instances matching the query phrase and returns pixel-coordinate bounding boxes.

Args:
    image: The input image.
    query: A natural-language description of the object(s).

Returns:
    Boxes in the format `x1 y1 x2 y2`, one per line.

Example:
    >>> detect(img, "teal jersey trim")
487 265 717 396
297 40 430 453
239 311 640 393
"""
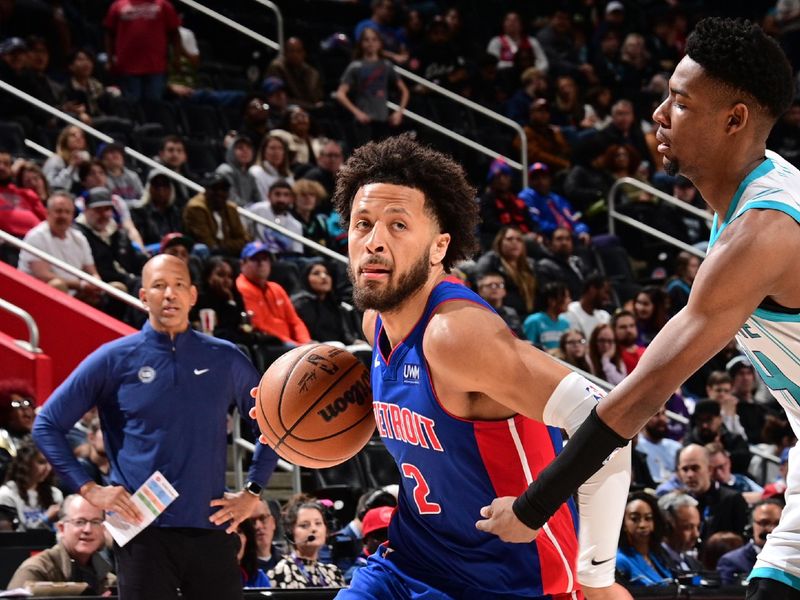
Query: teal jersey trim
709 158 775 249
753 308 800 323
749 566 800 591
736 200 800 227
709 213 720 249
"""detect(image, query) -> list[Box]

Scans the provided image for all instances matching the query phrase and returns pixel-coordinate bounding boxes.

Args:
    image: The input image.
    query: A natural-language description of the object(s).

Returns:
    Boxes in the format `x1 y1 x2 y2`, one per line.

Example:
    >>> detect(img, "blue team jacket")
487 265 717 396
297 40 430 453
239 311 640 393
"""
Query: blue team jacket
33 321 278 529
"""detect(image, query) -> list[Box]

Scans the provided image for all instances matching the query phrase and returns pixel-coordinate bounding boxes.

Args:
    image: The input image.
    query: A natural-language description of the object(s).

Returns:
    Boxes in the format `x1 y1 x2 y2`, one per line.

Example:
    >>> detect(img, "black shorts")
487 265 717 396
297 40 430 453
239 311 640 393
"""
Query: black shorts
747 576 800 600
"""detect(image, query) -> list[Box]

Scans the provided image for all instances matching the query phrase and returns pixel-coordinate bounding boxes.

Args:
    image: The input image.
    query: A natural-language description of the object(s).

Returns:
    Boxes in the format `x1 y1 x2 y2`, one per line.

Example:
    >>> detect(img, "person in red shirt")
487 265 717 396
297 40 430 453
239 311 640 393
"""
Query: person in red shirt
103 0 180 101
235 241 311 346
0 149 46 263
611 309 645 375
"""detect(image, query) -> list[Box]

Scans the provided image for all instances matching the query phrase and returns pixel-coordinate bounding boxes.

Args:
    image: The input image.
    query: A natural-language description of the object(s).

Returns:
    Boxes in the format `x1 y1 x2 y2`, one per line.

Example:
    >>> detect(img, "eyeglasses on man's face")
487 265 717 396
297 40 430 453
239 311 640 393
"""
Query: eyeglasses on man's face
11 399 33 409
479 282 505 290
64 518 104 528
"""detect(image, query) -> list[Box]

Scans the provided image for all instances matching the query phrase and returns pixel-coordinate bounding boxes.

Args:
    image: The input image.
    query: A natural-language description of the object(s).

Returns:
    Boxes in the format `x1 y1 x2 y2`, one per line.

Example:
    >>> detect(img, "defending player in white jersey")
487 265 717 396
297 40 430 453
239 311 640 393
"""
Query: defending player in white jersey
475 17 800 600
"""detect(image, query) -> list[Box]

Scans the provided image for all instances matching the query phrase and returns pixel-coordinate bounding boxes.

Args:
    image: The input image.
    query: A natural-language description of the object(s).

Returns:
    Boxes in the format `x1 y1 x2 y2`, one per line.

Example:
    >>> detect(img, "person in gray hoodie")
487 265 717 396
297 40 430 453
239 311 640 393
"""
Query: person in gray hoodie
216 135 260 207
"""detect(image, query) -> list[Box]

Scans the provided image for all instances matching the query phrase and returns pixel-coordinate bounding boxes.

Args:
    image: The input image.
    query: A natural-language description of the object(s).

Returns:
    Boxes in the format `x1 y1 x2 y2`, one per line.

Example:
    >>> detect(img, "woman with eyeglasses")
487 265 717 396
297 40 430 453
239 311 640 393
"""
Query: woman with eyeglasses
557 330 592 373
587 323 627 385
0 380 36 482
0 440 63 531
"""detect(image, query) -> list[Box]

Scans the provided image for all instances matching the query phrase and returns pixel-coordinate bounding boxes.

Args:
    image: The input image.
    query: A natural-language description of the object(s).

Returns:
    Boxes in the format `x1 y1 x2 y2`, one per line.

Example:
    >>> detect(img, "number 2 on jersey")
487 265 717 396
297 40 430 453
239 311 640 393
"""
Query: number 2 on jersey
401 463 441 514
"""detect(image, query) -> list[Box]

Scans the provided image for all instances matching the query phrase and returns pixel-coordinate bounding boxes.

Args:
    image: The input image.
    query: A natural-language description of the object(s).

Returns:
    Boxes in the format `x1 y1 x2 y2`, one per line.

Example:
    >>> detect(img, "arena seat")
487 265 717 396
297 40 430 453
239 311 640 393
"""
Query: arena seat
0 530 56 589
181 103 227 141
0 262 135 396
0 121 28 158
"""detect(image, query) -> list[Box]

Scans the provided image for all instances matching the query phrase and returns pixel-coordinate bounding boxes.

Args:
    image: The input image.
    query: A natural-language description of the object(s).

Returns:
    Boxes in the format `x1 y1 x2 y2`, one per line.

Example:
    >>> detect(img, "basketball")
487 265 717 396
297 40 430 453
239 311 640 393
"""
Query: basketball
255 343 374 468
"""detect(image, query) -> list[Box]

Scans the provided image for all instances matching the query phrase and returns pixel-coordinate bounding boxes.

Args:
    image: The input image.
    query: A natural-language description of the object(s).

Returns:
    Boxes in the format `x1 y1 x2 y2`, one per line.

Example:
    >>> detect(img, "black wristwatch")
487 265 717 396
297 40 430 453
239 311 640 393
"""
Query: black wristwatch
244 481 263 497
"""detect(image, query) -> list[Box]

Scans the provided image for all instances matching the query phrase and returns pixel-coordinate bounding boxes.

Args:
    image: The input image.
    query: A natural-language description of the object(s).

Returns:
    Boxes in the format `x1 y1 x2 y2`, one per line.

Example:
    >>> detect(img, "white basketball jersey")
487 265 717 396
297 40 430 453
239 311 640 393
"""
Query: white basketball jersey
708 150 800 589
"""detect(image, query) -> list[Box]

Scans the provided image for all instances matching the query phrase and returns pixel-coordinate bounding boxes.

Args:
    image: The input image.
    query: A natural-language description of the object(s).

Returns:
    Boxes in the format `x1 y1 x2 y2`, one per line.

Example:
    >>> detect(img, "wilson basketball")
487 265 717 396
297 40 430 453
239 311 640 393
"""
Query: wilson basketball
255 343 374 468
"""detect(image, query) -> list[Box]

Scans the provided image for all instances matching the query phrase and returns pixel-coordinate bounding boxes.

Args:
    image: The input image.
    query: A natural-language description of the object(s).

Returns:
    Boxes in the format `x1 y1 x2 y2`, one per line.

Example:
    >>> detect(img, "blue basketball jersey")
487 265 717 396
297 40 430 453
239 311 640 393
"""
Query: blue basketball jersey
371 281 581 598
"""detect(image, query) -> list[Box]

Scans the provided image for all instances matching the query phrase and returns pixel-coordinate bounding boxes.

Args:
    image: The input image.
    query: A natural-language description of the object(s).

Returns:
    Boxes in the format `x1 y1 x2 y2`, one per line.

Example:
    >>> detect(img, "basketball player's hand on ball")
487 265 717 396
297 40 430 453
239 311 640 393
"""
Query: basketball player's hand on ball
475 496 539 543
209 490 261 534
248 388 269 445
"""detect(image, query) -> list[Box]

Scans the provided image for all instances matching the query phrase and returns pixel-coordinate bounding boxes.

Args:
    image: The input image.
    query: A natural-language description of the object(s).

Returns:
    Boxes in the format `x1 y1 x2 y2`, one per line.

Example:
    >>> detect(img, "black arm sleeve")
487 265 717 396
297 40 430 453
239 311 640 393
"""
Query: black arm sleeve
512 406 629 530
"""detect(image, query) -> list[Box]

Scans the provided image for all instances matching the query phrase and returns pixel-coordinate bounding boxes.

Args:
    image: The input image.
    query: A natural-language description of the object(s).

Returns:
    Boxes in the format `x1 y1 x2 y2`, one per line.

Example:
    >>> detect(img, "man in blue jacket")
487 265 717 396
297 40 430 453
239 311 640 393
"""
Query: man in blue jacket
718 500 783 585
519 161 591 245
33 254 279 599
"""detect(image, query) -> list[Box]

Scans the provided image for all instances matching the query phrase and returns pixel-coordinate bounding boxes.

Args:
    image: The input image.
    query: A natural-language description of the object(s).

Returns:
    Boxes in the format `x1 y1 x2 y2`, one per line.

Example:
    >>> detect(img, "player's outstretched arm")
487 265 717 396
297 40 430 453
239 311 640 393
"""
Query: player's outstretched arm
512 208 800 532
430 303 632 590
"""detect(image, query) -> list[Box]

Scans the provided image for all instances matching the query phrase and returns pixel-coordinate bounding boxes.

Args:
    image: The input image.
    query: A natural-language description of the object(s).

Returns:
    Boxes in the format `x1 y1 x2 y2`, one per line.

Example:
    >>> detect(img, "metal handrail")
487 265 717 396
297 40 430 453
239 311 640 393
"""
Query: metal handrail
231 412 296 488
250 0 284 55
611 177 714 223
0 230 146 312
239 207 348 264
387 101 522 169
394 65 529 188
607 177 708 259
24 138 54 158
176 0 280 52
550 356 779 465
2 81 346 262
0 297 41 351
171 0 528 186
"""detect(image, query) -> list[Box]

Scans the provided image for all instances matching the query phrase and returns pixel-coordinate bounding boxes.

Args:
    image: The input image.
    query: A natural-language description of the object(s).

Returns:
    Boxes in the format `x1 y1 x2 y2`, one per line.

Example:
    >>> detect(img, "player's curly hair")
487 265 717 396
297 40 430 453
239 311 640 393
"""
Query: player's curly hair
332 134 479 271
686 18 794 120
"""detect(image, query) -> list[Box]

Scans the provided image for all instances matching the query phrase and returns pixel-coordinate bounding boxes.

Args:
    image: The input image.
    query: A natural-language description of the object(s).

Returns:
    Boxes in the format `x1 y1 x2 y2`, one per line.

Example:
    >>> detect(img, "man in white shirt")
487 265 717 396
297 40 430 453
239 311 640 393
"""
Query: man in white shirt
561 273 611 337
637 407 682 483
18 191 101 302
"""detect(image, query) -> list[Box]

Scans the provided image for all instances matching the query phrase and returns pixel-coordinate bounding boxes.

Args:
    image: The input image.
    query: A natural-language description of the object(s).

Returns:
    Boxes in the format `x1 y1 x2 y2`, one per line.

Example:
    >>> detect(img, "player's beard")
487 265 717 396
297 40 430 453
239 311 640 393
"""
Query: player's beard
350 249 431 313
664 157 680 177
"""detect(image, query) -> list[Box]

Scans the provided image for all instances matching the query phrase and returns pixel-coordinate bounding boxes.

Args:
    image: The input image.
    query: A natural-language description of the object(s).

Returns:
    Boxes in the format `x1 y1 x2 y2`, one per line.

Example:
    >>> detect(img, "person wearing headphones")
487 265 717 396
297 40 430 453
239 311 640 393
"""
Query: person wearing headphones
268 495 345 589
658 491 704 576
718 500 784 585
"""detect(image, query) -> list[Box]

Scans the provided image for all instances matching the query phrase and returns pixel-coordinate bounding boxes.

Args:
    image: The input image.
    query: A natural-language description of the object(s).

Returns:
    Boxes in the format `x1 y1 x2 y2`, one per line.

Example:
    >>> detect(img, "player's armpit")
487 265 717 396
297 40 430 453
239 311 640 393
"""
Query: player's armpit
423 302 571 421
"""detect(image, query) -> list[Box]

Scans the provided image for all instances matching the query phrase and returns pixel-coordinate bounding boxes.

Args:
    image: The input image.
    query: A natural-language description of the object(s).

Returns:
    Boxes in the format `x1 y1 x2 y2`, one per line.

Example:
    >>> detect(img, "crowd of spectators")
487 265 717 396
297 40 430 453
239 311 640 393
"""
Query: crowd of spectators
2 0 800 592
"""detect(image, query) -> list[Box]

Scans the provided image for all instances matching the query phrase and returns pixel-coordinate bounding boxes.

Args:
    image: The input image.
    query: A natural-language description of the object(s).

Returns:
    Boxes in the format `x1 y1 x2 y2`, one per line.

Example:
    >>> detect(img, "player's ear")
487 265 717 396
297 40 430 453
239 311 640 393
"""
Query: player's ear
430 233 450 266
138 286 149 310
726 103 748 134
190 284 198 307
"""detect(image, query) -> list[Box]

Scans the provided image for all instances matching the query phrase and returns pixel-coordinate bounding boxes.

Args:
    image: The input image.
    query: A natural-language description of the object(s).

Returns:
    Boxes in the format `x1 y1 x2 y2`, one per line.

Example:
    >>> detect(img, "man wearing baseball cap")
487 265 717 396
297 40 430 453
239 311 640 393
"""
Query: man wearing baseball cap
183 173 249 258
344 506 394 583
519 161 591 245
74 187 147 297
478 158 536 248
236 241 310 346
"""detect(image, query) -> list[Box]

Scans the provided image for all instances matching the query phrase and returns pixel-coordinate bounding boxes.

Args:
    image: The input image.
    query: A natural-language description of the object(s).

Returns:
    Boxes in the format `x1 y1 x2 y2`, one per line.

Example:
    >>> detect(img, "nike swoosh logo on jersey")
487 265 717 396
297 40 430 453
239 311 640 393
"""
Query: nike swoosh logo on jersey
194 368 210 375
591 557 614 566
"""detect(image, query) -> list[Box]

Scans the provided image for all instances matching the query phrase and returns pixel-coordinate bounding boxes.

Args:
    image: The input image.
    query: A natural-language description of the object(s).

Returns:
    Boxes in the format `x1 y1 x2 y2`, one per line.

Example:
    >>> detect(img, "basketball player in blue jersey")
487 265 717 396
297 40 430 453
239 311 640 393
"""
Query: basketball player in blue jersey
309 134 630 600
477 18 800 600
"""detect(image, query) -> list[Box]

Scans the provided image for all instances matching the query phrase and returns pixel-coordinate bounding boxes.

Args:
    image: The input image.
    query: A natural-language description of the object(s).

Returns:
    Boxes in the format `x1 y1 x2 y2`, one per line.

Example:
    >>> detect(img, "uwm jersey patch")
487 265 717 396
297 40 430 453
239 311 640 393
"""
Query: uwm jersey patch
371 282 580 598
